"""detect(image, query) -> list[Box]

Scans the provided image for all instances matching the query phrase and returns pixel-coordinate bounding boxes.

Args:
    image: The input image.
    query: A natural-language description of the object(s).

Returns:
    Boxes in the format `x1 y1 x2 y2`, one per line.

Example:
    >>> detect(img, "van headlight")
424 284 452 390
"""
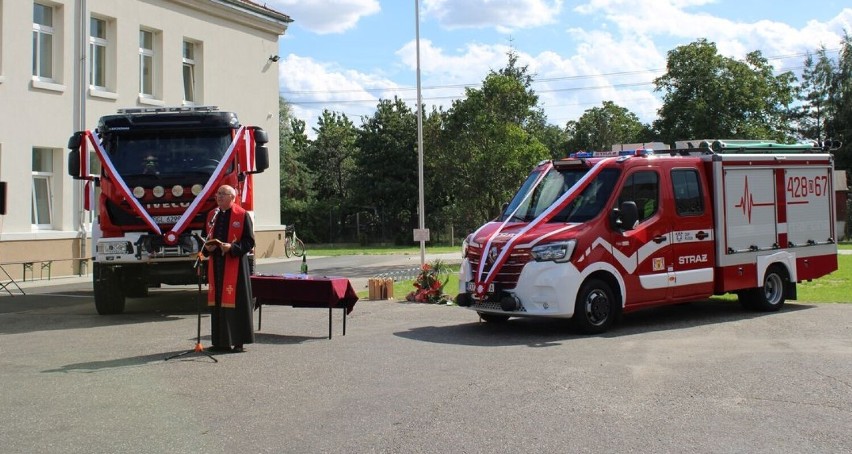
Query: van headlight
530 241 575 263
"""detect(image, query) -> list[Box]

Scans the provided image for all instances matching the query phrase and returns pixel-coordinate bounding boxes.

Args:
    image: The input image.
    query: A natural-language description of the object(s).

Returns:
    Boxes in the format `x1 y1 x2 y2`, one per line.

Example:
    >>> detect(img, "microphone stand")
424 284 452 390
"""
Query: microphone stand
165 235 218 363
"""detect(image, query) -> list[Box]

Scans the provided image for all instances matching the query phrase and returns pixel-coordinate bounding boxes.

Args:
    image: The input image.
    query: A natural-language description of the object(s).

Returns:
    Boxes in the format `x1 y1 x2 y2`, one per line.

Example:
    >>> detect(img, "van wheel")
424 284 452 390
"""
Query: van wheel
739 265 787 312
574 279 617 334
477 312 509 323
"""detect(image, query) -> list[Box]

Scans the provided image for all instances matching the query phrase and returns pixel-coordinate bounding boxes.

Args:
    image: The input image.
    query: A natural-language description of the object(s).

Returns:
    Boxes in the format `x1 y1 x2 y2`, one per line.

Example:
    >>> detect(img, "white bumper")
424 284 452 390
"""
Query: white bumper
460 259 583 319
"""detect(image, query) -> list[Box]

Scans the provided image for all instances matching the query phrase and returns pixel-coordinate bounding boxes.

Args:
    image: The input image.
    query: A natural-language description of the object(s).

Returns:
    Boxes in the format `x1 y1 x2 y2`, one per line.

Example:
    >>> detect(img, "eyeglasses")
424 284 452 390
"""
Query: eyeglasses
215 192 233 197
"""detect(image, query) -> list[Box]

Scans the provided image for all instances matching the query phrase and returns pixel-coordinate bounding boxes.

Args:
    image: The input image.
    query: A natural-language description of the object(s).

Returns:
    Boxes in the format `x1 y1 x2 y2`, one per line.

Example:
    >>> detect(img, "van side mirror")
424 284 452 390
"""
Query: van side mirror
611 201 638 231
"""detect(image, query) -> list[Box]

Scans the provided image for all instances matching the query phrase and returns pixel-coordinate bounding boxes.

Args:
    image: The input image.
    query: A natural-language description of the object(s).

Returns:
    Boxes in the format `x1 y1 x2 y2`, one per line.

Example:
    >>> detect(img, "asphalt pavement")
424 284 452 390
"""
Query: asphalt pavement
1 252 851 453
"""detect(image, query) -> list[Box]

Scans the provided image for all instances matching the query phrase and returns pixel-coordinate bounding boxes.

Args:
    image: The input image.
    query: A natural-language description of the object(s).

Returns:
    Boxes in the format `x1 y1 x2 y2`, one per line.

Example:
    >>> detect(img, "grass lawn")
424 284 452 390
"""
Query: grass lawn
309 245 460 257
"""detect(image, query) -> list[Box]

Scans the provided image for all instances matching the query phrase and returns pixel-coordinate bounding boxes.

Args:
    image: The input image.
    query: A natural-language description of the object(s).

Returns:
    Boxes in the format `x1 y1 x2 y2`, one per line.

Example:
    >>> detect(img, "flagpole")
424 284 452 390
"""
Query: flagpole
415 0 426 267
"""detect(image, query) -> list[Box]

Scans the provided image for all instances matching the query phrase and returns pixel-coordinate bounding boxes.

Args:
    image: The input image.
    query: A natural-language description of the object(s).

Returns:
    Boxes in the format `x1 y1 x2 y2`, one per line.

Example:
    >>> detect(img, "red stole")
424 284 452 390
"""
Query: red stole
207 205 247 308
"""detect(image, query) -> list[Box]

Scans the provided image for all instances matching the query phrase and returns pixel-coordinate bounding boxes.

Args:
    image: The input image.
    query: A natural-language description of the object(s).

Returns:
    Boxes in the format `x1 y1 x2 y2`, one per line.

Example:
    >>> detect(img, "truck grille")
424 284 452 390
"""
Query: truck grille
467 244 532 290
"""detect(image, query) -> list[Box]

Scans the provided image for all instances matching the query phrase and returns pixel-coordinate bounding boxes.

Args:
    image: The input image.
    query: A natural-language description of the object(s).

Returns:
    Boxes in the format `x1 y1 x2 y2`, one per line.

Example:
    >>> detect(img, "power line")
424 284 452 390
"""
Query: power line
279 48 839 97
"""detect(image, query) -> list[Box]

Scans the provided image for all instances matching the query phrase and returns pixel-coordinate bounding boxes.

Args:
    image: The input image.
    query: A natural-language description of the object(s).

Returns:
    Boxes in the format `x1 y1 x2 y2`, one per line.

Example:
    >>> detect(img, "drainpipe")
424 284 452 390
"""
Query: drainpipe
75 0 88 275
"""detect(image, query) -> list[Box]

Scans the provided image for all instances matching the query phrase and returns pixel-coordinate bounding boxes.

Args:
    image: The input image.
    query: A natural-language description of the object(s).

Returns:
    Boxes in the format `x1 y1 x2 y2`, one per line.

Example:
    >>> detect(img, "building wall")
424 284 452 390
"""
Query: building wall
0 0 288 279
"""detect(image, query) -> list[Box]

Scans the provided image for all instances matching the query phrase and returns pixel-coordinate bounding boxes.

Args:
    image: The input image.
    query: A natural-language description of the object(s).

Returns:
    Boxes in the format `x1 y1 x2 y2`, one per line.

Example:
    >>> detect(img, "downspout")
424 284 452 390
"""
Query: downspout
74 0 88 275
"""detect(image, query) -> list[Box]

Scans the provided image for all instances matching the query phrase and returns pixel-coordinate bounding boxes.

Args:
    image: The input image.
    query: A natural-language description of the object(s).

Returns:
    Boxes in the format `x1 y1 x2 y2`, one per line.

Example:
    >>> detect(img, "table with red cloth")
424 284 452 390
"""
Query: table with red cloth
250 274 359 339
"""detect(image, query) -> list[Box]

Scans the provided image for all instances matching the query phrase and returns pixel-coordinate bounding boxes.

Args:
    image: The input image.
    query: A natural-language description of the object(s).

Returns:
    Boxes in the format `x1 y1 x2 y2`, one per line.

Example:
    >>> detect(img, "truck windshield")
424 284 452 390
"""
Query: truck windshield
501 166 620 223
105 129 233 177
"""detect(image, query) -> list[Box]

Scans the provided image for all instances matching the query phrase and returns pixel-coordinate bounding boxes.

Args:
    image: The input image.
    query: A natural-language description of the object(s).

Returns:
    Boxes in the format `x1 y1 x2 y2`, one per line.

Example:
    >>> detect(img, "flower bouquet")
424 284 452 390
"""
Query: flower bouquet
406 259 452 304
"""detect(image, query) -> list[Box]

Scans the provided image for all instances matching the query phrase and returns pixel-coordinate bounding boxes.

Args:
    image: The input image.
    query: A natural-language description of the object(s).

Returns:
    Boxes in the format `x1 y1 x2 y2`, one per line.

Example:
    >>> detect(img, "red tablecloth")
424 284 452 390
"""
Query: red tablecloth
250 274 359 338
251 274 358 313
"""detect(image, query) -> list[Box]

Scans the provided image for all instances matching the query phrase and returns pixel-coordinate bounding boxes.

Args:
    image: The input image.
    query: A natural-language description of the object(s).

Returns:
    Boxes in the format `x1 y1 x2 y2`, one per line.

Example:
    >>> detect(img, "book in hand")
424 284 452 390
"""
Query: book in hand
204 238 224 248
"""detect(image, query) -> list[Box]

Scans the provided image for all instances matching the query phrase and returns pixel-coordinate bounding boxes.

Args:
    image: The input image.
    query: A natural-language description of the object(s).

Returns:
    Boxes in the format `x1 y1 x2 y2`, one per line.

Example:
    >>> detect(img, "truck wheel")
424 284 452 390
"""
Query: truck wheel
477 312 509 323
93 263 126 315
739 265 787 312
574 279 617 334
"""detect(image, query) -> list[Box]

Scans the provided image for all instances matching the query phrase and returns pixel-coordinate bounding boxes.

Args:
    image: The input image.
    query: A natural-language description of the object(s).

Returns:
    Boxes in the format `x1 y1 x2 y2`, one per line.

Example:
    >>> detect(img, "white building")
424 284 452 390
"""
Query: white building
0 0 290 280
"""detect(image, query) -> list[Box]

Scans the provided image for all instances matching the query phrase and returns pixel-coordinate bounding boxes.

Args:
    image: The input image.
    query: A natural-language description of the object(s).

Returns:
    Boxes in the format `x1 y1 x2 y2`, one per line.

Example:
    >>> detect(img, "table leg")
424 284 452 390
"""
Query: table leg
343 308 347 336
328 308 332 339
258 304 263 331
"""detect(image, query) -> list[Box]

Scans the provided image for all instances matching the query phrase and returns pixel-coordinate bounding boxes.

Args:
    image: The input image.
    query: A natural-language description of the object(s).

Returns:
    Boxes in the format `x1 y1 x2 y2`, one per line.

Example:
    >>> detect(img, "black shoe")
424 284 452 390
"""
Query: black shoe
208 345 230 353
232 345 245 353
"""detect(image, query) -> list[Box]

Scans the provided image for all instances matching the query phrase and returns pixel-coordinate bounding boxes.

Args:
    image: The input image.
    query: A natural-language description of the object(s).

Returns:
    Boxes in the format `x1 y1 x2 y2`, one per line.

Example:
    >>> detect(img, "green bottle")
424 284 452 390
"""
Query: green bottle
300 254 308 274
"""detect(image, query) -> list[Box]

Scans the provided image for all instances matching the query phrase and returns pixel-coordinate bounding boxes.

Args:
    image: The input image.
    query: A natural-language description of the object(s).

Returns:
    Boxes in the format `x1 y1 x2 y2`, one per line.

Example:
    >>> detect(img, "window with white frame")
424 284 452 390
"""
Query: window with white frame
32 147 55 228
32 3 54 80
139 29 155 96
182 40 197 103
90 17 107 89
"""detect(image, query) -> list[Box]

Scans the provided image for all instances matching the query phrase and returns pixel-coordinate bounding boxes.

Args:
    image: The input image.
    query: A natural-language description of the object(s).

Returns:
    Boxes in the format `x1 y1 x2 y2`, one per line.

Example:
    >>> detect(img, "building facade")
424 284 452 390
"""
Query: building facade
0 0 290 279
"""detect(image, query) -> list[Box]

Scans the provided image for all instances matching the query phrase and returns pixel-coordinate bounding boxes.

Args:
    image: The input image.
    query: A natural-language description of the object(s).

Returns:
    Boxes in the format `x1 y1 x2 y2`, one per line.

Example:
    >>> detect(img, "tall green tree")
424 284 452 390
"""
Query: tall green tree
653 39 796 143
828 32 852 170
434 53 550 231
565 101 646 152
352 97 418 243
307 110 357 200
279 98 313 206
796 48 835 142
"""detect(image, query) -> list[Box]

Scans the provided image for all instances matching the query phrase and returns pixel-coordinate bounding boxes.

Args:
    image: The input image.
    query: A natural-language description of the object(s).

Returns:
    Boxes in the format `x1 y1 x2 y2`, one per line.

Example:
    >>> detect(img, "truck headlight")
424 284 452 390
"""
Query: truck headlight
530 241 575 263
97 241 134 255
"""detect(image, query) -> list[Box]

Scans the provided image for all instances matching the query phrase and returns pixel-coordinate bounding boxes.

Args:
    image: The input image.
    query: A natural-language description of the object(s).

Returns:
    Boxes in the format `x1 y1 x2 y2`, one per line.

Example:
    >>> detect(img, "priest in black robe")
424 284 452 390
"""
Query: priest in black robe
203 184 255 352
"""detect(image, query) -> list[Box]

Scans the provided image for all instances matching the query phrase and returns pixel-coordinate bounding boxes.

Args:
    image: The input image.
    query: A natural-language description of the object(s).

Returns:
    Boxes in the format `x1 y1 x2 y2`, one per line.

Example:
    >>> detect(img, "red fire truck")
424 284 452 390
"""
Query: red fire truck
67 106 269 315
456 140 839 333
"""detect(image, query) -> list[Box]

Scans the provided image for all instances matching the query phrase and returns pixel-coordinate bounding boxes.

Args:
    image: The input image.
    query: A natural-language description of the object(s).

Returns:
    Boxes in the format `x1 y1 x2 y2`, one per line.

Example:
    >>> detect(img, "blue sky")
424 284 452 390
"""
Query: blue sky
267 0 852 134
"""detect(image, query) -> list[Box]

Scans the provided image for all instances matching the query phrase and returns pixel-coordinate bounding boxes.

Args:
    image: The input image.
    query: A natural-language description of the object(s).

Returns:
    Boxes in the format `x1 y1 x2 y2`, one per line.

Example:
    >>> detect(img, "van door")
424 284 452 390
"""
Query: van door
612 168 671 306
668 167 715 300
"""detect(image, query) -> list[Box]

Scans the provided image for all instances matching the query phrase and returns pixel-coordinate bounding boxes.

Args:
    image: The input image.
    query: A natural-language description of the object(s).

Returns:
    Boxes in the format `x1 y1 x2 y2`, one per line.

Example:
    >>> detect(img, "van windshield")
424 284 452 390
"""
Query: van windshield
500 166 620 223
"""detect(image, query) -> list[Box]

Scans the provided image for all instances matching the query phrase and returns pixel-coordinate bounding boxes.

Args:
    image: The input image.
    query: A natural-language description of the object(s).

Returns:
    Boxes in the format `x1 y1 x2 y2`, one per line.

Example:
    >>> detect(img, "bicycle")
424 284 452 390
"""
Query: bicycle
283 225 306 258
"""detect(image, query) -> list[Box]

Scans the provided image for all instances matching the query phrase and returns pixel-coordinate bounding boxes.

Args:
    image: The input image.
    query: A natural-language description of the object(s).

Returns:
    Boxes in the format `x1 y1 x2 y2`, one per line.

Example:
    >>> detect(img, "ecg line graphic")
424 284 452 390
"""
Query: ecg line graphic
734 176 774 223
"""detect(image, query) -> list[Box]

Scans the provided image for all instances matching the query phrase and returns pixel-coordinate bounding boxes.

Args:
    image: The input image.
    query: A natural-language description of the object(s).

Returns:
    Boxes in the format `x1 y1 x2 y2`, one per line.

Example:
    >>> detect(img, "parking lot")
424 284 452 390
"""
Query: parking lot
1 277 851 453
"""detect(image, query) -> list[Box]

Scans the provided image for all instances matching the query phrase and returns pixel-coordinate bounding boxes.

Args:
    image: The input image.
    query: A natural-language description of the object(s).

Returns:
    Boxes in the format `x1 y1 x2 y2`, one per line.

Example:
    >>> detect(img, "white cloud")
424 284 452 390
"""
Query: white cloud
267 0 380 34
279 54 401 135
573 1 852 67
422 0 564 31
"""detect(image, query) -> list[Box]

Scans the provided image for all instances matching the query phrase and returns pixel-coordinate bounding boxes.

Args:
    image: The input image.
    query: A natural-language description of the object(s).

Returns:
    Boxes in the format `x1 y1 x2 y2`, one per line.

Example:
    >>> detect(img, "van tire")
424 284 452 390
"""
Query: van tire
574 279 617 334
739 265 787 312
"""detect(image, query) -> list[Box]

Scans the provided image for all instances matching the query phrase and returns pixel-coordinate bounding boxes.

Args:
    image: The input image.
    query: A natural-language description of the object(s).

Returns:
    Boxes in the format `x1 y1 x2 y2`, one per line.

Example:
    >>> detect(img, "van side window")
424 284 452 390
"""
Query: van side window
618 170 659 222
671 169 704 216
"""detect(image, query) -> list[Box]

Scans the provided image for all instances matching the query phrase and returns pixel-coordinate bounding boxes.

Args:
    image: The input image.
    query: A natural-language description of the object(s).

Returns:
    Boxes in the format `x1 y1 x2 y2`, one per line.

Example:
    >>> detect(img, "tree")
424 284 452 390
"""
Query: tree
433 53 550 231
352 97 418 243
307 110 357 200
279 98 312 203
827 32 852 170
565 101 646 152
653 39 796 143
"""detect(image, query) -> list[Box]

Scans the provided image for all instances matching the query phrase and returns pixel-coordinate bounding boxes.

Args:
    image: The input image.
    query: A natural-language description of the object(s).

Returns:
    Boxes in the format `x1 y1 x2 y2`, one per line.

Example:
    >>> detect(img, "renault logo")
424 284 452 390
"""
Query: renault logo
487 246 499 264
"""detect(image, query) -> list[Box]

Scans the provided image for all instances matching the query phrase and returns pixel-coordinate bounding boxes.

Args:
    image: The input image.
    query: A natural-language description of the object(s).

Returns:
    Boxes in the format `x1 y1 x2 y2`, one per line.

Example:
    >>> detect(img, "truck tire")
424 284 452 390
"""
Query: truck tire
93 263 126 315
738 265 787 312
477 312 510 323
574 279 617 334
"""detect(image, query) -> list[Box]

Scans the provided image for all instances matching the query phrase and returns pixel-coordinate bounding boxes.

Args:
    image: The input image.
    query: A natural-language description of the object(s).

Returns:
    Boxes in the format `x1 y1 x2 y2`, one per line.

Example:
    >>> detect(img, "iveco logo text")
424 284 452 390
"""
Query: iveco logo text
145 202 190 209
678 254 708 265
